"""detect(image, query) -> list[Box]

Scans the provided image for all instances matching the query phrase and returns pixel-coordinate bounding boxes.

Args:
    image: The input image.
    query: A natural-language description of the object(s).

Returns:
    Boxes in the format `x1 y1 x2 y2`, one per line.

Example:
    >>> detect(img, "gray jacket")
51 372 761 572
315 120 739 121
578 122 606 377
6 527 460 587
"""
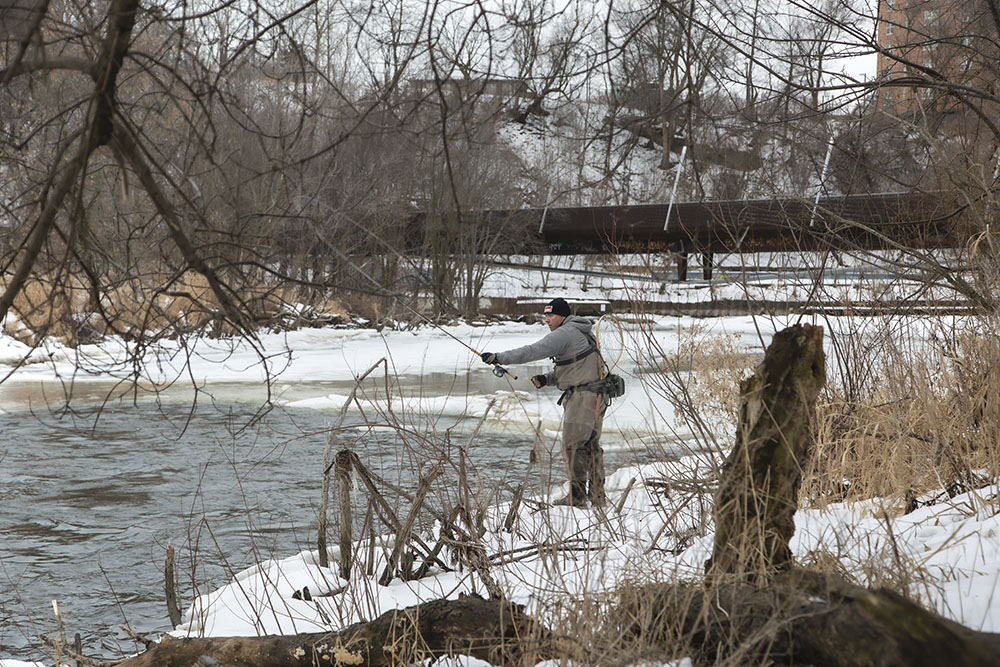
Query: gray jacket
496 316 602 390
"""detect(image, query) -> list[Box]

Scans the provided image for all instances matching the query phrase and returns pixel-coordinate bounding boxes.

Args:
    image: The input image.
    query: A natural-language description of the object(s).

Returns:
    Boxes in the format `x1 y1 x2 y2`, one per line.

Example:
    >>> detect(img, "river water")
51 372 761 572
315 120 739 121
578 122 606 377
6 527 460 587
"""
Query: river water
0 378 662 663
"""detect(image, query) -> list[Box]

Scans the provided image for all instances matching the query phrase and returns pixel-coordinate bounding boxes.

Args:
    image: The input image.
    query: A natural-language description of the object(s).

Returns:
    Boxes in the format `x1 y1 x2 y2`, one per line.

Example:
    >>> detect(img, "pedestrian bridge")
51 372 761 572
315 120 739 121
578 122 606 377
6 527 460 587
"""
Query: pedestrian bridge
463 191 964 280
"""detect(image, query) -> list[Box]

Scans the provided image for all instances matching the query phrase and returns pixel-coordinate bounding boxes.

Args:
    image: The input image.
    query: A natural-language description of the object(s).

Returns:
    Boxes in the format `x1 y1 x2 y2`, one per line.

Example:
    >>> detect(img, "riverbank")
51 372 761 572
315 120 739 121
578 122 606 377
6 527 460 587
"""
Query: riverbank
2 279 996 664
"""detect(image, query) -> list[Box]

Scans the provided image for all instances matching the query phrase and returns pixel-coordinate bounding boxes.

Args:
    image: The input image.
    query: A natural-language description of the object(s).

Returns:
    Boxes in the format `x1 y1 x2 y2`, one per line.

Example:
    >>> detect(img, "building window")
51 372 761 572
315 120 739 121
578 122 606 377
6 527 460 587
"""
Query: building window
886 22 894 35
924 9 939 25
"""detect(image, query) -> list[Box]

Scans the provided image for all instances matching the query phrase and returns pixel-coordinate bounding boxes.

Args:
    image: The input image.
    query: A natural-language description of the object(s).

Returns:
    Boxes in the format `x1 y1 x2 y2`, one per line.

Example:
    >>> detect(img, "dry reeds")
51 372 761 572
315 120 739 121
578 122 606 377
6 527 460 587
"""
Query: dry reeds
658 324 755 438
2 273 93 344
806 322 1000 505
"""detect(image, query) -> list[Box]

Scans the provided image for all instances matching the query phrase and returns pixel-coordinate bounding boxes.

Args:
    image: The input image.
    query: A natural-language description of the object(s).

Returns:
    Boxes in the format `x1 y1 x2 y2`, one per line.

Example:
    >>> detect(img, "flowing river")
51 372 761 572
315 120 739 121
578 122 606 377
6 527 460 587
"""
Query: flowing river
0 377 664 663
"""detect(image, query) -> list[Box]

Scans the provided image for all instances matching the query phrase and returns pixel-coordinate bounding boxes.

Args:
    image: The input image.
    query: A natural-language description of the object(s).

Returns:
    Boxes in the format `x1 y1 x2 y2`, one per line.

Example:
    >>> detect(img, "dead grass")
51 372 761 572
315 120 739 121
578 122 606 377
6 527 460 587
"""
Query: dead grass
2 273 93 344
594 583 698 665
1 270 350 345
655 323 756 445
614 309 1000 655
805 325 1000 504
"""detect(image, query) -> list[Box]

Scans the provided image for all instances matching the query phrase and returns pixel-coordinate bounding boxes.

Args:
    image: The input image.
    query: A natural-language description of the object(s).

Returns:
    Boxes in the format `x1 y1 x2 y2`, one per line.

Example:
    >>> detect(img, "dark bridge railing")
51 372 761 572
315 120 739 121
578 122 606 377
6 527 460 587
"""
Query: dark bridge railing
480 191 963 256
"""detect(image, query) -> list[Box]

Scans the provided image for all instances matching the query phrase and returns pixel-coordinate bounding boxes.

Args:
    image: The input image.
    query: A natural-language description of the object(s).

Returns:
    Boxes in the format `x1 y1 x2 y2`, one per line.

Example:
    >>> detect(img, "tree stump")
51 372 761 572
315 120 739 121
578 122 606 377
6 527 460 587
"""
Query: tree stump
706 323 826 582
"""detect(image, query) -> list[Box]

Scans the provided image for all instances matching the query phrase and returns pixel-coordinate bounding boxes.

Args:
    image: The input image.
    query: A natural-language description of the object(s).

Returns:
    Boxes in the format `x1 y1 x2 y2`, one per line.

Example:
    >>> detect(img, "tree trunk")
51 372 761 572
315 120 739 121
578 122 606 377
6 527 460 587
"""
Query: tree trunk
706 323 826 583
117 596 554 667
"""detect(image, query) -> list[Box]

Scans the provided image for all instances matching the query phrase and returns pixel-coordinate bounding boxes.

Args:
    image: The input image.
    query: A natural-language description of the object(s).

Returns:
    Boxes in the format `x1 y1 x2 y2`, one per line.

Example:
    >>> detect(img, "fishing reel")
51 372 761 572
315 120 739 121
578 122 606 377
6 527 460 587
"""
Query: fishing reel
491 365 518 380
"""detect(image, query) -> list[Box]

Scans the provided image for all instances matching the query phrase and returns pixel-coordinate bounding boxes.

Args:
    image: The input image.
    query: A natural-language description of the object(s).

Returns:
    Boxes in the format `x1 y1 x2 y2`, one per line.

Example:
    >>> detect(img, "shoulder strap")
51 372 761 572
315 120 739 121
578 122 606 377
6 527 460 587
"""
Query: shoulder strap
553 335 597 366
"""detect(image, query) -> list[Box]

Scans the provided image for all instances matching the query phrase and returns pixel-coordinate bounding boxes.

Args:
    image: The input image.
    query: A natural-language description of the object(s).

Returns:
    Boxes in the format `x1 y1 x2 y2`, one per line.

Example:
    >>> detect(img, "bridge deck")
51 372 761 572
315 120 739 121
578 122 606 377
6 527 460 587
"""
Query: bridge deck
475 191 963 255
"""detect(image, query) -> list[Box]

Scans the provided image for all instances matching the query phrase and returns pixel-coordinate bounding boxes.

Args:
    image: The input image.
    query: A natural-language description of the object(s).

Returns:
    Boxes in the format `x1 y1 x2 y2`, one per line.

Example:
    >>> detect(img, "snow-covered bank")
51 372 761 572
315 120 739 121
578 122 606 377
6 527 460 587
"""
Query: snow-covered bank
0 308 951 423
167 454 1000 646
1 249 962 399
0 315 707 443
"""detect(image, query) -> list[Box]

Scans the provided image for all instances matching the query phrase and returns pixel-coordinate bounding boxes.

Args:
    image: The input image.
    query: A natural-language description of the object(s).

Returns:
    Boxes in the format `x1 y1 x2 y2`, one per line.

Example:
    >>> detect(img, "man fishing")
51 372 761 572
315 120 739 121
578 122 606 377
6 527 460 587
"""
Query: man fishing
480 297 607 508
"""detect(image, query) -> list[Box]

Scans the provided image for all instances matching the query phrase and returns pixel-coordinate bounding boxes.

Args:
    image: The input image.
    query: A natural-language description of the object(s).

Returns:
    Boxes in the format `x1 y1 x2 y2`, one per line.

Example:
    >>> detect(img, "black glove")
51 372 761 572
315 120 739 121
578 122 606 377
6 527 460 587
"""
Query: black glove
480 352 498 365
531 374 548 388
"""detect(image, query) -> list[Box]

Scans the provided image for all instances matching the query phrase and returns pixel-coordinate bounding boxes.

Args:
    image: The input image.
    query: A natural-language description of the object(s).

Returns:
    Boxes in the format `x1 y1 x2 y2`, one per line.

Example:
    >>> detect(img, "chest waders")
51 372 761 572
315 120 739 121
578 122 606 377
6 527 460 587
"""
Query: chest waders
552 335 607 506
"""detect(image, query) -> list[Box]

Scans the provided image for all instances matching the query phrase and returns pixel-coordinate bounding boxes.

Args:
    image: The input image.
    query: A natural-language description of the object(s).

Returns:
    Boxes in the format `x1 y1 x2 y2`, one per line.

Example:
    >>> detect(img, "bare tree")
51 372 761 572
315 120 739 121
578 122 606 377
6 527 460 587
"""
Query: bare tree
4 0 1000 386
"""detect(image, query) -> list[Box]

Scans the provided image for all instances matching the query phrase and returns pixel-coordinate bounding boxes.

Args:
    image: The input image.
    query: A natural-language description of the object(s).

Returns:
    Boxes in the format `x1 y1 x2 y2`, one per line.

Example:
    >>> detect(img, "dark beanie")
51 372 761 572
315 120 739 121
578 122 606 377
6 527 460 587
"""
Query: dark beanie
543 297 571 317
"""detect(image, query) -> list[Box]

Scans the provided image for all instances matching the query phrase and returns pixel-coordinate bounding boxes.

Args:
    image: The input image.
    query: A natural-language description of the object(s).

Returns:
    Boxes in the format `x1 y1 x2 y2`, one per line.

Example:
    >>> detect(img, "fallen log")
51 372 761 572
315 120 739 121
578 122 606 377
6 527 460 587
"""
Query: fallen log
624 568 1000 666
117 596 554 666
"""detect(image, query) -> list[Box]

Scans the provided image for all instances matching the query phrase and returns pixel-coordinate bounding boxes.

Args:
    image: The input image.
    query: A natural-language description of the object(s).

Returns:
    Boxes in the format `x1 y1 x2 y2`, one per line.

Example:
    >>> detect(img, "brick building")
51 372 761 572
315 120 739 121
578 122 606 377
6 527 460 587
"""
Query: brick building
876 0 996 113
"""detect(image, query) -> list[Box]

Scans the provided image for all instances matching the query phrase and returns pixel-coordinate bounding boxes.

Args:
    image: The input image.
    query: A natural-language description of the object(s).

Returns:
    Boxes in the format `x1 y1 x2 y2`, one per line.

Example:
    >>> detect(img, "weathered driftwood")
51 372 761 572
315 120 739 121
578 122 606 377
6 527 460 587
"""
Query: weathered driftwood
163 544 182 628
116 596 554 667
706 323 826 582
318 358 386 569
625 568 1000 667
335 450 354 581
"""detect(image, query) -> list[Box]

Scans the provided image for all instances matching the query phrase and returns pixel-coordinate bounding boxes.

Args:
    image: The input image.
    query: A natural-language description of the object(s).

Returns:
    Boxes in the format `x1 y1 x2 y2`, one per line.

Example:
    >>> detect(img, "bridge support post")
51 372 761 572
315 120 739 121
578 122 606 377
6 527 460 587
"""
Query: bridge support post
675 239 690 281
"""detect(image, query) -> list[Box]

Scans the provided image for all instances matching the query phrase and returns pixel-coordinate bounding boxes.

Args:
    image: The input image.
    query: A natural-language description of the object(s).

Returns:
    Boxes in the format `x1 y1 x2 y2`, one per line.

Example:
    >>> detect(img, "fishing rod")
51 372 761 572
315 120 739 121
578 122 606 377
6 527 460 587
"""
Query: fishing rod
310 229 518 380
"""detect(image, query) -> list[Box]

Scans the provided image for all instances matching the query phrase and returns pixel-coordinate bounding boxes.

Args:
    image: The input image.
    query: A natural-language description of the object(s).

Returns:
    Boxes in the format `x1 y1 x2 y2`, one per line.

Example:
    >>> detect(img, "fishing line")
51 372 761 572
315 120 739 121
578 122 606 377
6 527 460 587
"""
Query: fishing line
309 224 518 379
308 219 572 504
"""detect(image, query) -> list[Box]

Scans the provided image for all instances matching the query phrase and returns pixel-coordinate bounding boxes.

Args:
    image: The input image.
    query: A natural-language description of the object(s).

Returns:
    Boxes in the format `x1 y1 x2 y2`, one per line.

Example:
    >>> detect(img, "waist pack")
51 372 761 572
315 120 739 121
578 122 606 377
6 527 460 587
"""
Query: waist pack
558 374 626 406
603 373 626 399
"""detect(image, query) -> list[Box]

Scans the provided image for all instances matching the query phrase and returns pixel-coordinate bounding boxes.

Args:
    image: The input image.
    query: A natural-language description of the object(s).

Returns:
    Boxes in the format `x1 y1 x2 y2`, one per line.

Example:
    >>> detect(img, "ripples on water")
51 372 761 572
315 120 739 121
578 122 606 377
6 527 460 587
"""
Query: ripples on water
0 389 662 662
